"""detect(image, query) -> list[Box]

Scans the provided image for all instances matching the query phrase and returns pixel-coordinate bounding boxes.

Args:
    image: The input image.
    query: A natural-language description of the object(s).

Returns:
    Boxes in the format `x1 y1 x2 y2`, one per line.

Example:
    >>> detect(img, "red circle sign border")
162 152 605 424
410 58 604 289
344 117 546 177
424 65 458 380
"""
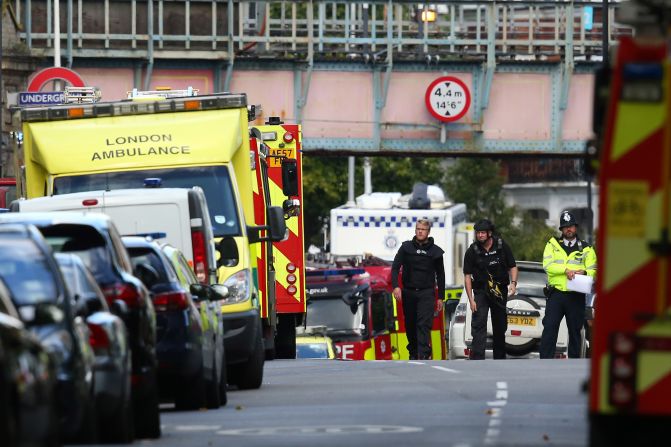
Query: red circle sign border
27 67 86 92
424 76 471 123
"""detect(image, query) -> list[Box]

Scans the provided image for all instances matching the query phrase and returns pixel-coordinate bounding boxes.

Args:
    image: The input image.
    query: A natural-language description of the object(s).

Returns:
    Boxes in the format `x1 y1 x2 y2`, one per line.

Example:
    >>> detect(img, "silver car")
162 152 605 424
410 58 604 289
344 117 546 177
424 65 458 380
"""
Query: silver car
55 253 134 443
448 261 580 359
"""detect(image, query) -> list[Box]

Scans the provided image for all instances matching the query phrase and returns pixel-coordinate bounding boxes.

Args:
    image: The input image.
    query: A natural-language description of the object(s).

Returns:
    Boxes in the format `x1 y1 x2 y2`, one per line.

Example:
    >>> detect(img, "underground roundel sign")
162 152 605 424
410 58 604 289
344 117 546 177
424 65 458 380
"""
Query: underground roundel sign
425 76 471 122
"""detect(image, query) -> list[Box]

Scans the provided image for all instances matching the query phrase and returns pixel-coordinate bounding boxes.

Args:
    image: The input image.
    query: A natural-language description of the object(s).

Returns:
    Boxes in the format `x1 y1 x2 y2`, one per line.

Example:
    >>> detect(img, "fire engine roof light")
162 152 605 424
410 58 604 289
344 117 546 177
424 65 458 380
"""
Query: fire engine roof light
283 132 294 143
144 178 162 188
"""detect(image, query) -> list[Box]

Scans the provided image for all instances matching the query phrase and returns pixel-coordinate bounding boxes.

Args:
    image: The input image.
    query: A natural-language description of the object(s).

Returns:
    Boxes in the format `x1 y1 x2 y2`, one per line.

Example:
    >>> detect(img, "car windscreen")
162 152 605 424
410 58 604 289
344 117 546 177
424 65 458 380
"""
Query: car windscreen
53 166 241 237
0 238 59 305
39 225 117 286
306 298 364 335
126 247 172 284
296 342 329 359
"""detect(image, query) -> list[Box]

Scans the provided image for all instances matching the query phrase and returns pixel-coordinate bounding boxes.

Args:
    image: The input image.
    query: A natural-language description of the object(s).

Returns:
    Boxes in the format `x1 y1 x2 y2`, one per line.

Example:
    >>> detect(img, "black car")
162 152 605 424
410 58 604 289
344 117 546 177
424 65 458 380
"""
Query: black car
0 212 161 439
124 236 226 410
0 277 58 447
55 252 134 443
0 223 97 443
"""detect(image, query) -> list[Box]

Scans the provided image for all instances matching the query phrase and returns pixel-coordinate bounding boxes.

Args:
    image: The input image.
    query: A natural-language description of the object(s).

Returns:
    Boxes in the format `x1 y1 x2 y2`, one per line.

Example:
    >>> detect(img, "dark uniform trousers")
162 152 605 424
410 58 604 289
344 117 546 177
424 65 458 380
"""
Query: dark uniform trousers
402 288 435 360
470 289 508 360
540 289 586 359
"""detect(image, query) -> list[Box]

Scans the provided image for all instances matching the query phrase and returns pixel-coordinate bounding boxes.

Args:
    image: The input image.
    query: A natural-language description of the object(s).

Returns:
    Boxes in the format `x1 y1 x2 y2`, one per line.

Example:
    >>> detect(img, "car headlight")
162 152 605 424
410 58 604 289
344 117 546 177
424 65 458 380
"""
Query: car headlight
221 270 251 304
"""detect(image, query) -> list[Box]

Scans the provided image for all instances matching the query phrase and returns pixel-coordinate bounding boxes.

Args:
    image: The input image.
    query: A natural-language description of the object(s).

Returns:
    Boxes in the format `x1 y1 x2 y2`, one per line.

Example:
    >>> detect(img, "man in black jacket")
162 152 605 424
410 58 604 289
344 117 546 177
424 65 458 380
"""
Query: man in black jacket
392 218 445 360
463 219 518 360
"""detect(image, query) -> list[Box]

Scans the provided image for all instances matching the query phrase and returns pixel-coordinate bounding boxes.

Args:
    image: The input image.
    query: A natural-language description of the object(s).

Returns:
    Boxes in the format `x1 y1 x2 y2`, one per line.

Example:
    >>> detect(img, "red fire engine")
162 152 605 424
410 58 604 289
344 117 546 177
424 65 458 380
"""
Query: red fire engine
250 117 306 359
588 2 671 443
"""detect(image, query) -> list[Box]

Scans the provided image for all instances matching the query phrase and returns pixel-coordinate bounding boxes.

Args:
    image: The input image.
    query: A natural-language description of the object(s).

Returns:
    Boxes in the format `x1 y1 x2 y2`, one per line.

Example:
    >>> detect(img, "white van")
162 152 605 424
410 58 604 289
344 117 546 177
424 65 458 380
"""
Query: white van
13 187 217 284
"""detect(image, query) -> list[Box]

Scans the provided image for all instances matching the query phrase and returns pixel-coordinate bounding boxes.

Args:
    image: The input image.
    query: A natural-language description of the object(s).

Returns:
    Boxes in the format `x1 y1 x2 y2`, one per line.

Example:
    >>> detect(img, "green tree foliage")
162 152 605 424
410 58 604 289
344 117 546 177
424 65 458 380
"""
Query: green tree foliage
443 158 555 262
302 156 444 247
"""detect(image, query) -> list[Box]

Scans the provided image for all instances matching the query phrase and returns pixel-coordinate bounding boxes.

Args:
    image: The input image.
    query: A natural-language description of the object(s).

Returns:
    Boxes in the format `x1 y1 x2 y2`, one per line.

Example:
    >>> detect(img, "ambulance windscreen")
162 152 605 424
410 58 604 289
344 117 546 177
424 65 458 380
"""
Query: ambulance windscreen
53 166 241 237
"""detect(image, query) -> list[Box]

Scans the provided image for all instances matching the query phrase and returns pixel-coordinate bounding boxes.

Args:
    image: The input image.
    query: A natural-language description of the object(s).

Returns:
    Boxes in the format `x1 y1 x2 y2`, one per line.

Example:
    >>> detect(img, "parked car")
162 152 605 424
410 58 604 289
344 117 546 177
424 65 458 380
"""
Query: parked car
0 276 58 447
123 236 225 410
0 212 161 439
0 222 97 443
161 242 227 406
448 261 582 359
295 326 336 359
55 252 134 443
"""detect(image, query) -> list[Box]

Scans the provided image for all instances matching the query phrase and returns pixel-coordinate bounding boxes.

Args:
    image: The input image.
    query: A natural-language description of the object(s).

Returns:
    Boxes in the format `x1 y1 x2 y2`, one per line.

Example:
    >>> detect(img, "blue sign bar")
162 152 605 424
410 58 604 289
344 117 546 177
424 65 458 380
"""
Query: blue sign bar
584 6 593 31
18 91 65 106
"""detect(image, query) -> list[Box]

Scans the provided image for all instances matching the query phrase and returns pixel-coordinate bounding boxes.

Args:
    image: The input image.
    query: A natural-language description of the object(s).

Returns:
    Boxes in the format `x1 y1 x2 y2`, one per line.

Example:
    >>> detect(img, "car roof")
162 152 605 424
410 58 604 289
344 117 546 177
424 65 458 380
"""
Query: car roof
121 235 163 250
0 211 114 230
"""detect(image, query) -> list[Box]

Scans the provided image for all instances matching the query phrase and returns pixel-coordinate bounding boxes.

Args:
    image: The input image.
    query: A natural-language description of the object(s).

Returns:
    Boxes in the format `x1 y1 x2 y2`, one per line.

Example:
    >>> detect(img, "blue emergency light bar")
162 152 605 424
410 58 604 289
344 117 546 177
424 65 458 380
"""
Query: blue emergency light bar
305 268 366 278
143 178 162 188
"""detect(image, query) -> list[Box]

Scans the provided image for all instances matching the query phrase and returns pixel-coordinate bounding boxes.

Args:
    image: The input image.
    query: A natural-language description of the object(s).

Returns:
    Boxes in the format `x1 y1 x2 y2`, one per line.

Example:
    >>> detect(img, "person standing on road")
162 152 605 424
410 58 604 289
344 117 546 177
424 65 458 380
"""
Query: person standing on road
391 218 445 360
463 219 518 360
540 211 597 359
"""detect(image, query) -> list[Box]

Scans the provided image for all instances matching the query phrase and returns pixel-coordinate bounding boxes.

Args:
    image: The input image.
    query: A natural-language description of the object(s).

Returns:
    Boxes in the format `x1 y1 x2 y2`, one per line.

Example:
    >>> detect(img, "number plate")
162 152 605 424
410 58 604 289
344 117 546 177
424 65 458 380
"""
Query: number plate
507 316 537 326
269 148 295 167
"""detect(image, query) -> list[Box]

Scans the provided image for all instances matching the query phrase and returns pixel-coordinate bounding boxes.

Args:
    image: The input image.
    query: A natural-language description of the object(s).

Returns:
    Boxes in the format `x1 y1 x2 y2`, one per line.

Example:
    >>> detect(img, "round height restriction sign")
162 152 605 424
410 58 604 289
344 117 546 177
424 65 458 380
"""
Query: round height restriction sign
425 76 471 122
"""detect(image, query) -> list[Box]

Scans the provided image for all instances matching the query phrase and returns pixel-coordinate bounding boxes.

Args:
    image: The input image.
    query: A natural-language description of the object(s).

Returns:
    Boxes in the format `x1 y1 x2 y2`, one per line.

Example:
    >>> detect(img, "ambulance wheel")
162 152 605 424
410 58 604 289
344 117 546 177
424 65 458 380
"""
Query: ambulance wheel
232 328 264 390
275 315 297 359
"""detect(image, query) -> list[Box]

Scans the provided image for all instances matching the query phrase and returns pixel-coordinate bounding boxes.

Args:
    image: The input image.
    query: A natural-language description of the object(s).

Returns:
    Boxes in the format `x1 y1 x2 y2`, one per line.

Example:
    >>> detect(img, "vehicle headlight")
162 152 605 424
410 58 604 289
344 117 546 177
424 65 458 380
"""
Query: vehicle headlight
222 270 251 304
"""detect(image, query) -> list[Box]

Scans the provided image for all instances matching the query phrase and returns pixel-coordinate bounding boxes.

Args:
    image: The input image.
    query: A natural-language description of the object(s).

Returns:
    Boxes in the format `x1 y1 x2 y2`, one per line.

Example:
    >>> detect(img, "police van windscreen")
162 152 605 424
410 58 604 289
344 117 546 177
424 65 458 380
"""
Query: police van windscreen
53 166 241 237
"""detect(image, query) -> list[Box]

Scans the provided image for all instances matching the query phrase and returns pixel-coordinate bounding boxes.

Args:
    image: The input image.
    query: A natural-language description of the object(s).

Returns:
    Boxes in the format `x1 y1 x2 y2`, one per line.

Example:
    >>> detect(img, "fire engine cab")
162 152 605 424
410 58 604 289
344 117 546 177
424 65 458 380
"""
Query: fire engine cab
588 1 671 444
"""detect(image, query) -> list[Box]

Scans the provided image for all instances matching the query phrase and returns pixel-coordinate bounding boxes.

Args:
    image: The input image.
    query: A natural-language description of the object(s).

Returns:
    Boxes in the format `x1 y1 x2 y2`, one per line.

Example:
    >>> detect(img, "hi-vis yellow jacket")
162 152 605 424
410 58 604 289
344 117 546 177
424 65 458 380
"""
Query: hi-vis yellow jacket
543 238 597 292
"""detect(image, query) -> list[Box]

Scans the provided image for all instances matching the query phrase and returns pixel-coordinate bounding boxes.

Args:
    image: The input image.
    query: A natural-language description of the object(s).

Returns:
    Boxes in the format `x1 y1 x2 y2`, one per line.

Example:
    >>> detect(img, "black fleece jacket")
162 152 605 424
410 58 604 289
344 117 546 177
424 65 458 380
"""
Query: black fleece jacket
391 236 445 298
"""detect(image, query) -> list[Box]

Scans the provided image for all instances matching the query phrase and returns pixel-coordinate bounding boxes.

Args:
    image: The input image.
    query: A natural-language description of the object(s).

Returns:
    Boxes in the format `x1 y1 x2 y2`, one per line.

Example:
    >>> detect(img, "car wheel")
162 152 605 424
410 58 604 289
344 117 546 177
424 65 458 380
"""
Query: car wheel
230 326 264 390
101 367 134 443
134 368 161 439
219 343 228 406
275 314 297 359
175 363 206 411
205 351 221 409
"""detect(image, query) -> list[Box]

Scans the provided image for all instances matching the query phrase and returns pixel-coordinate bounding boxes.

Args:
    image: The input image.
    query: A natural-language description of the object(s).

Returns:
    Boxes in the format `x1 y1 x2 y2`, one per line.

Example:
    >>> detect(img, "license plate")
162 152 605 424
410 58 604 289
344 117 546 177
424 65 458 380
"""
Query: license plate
269 148 295 167
508 316 537 326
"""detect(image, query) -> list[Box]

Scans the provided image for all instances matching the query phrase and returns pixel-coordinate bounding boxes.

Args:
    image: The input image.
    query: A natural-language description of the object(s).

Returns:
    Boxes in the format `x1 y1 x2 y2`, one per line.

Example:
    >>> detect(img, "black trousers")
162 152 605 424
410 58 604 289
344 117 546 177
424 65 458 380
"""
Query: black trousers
540 289 586 359
470 289 508 360
402 288 435 360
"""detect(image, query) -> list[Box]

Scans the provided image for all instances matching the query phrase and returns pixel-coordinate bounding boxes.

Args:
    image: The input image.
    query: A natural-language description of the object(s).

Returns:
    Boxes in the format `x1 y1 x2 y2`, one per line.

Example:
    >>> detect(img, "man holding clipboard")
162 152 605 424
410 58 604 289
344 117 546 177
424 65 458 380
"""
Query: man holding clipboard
540 211 597 359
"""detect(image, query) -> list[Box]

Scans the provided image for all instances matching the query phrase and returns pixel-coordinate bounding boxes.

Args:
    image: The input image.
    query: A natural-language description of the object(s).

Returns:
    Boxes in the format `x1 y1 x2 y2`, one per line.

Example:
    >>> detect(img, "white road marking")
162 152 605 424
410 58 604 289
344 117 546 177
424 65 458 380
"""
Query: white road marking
408 361 425 365
484 381 508 445
486 400 507 407
432 365 460 373
496 390 508 399
174 425 222 431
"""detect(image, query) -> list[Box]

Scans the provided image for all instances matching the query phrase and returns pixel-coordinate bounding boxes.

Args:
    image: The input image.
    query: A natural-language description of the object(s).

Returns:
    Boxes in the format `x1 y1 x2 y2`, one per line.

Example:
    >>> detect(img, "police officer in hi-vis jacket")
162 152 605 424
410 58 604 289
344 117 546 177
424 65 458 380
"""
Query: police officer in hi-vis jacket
540 211 597 359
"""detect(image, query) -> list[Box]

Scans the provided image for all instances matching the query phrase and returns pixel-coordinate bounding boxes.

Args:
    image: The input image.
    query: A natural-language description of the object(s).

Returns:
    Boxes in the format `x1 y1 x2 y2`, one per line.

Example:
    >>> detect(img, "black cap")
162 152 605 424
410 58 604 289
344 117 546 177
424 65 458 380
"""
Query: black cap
559 211 578 229
474 219 495 232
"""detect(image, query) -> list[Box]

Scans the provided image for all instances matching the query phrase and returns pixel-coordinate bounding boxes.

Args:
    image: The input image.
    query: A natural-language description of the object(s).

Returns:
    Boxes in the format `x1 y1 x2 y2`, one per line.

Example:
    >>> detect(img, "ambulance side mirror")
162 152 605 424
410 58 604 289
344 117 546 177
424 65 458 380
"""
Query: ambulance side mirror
281 158 298 197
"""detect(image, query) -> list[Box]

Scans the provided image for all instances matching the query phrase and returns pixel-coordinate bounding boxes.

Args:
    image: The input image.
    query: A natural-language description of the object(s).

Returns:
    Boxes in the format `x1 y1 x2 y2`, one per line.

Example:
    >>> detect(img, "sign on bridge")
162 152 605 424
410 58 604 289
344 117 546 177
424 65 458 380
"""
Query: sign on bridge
425 76 471 123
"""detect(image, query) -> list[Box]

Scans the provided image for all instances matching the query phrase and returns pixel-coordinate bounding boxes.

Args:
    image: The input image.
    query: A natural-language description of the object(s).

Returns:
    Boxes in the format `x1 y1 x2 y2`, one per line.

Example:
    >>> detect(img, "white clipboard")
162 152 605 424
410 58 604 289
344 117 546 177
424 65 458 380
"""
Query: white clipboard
567 274 594 294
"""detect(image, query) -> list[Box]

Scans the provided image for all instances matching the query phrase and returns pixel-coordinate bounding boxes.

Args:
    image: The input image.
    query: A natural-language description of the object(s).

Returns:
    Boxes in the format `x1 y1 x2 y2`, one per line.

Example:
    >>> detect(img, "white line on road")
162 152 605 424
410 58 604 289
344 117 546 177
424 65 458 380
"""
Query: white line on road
497 381 507 389
489 419 501 427
496 390 508 399
408 361 425 365
432 365 460 373
486 400 508 407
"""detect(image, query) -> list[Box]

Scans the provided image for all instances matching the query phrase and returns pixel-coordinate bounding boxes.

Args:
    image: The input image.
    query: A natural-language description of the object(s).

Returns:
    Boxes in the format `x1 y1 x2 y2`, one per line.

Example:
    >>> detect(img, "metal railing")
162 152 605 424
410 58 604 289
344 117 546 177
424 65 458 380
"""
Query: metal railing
15 1 630 62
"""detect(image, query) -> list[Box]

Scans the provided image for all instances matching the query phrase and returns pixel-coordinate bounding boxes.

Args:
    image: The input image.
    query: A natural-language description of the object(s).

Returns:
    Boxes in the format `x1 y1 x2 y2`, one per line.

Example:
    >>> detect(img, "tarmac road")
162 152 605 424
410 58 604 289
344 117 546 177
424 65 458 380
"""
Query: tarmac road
78 358 590 447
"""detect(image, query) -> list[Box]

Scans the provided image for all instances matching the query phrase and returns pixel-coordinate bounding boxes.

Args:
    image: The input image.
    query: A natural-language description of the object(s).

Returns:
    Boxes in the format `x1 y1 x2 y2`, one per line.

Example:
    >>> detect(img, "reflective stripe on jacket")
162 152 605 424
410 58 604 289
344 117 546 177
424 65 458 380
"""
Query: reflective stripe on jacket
543 237 597 292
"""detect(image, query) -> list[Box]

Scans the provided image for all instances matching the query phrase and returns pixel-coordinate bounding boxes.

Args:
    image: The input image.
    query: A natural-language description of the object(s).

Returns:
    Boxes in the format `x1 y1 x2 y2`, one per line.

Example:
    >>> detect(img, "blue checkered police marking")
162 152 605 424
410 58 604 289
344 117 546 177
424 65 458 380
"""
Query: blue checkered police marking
336 215 445 228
